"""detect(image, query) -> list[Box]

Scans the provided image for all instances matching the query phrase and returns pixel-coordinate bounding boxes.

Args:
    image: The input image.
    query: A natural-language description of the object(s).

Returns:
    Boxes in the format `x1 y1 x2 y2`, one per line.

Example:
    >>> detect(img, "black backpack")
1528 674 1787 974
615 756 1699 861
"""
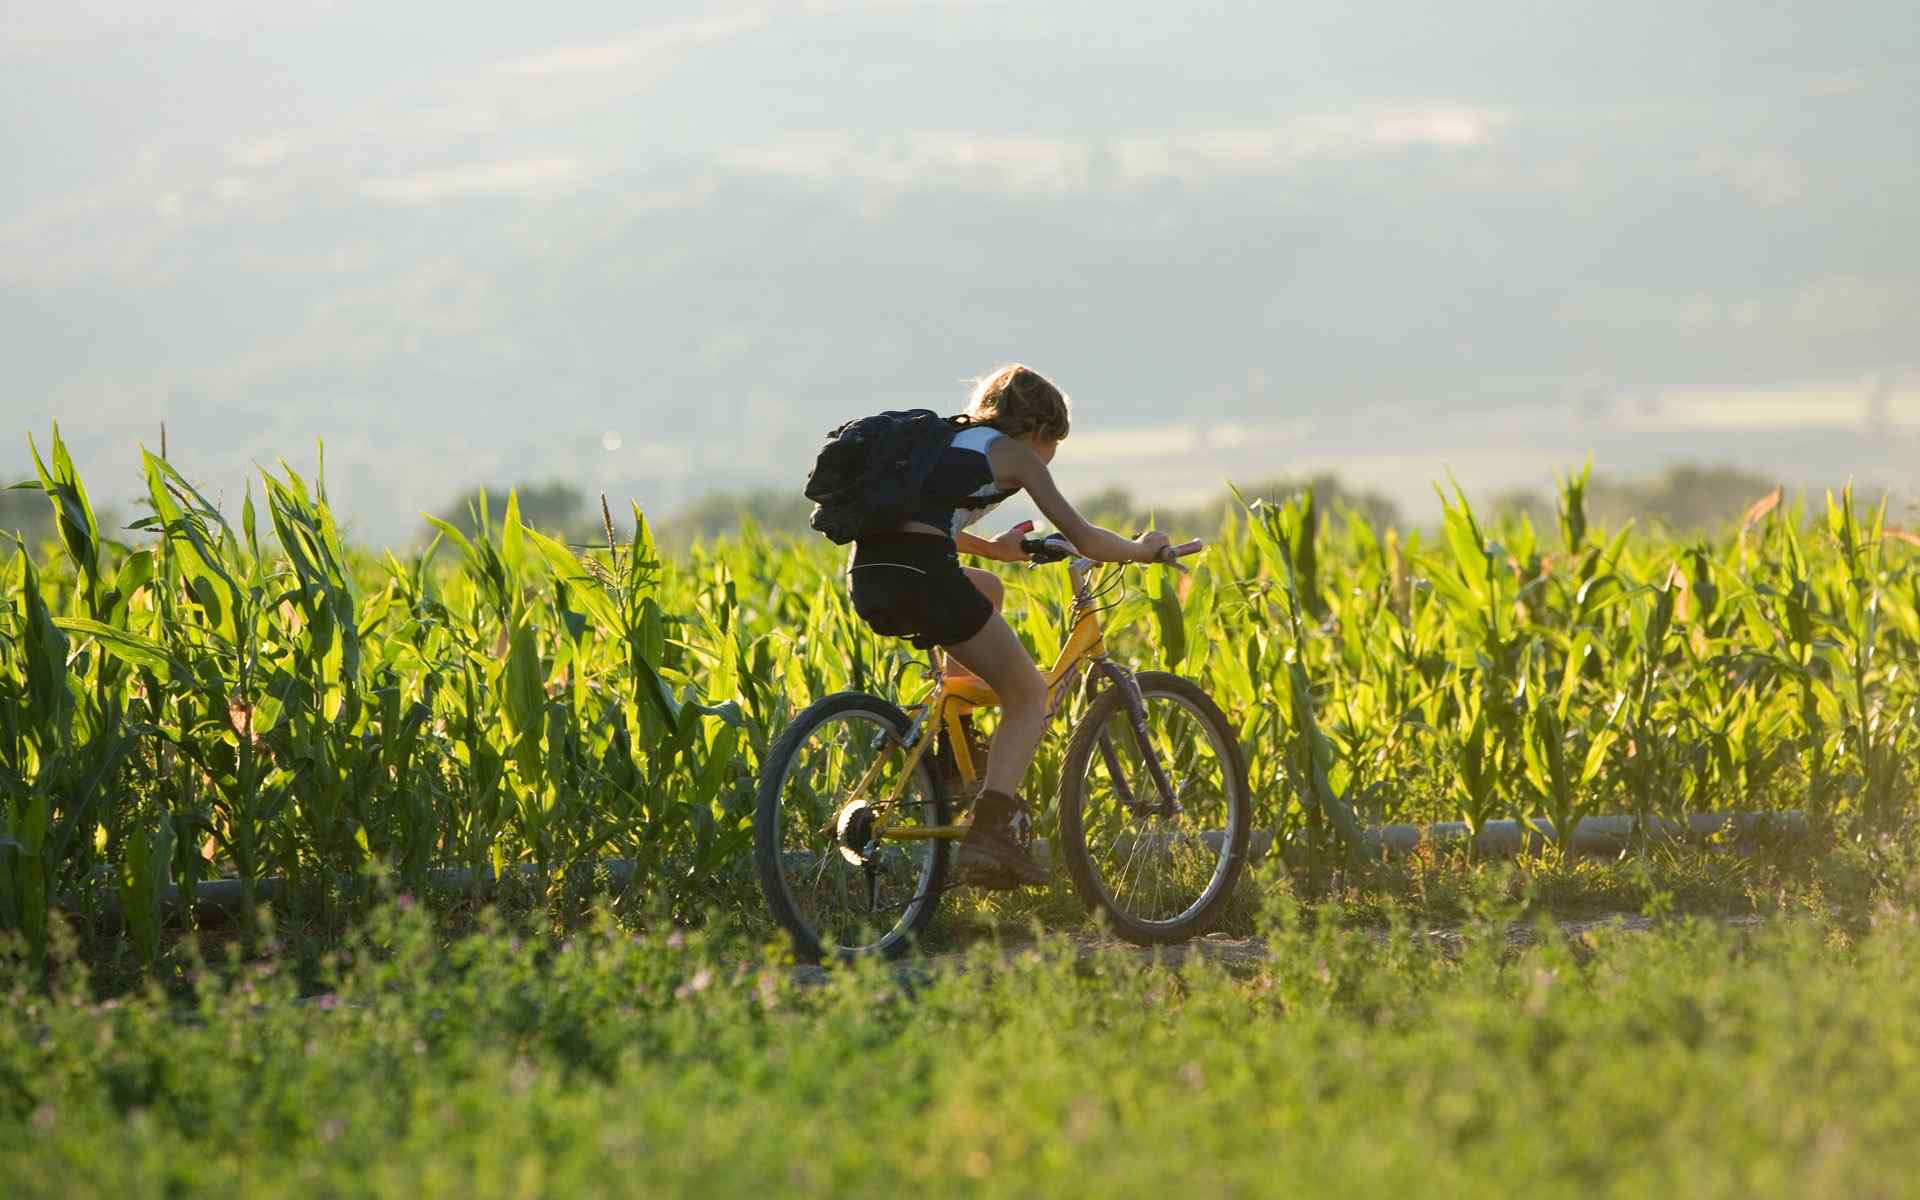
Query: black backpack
804 409 970 544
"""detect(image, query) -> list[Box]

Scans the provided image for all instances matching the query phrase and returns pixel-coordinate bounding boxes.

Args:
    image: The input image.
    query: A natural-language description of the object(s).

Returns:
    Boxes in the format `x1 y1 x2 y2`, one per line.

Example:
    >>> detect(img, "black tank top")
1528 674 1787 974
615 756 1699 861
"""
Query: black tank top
909 424 1019 537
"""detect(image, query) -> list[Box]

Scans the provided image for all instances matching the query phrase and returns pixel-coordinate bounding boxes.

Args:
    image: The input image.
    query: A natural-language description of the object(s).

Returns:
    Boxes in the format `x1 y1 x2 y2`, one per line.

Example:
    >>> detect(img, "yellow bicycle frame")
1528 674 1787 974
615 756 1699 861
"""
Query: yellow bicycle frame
854 560 1113 844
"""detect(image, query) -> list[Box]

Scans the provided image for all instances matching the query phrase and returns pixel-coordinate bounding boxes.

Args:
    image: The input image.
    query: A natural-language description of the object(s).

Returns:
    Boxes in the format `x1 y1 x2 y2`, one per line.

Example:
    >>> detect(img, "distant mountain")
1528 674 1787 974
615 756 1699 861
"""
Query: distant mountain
3 1 1915 542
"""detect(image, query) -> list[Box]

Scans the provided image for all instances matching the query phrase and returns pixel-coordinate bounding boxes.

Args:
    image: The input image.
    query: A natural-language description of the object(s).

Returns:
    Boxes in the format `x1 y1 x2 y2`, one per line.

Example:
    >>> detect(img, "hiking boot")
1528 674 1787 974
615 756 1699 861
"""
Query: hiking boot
955 789 1049 889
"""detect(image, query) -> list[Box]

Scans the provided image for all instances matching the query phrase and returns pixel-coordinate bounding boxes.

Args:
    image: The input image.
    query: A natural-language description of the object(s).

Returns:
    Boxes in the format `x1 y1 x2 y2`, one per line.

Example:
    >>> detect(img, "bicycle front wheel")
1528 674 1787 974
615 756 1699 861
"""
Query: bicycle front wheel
1057 671 1251 944
753 692 950 963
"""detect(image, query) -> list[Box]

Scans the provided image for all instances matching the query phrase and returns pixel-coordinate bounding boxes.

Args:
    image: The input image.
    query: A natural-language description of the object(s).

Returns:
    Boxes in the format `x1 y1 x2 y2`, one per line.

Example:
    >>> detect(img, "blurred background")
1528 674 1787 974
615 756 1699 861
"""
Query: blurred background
2 1 1914 546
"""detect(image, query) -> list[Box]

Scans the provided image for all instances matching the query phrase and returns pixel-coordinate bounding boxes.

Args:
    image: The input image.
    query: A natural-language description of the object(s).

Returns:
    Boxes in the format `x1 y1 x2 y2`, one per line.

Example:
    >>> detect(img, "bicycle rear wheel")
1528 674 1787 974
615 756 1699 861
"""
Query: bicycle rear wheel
1057 671 1251 944
753 692 950 963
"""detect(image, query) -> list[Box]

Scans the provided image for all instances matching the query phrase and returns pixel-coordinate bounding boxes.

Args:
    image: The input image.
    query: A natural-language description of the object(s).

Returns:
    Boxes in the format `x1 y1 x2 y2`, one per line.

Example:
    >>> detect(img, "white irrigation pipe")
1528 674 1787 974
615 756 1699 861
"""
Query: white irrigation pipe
25 809 1805 926
32 859 645 928
1357 811 1807 858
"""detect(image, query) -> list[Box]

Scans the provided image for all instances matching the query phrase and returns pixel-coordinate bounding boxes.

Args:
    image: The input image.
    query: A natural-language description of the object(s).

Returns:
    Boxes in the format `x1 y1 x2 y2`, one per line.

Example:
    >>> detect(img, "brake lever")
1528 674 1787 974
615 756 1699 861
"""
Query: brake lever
1020 533 1076 565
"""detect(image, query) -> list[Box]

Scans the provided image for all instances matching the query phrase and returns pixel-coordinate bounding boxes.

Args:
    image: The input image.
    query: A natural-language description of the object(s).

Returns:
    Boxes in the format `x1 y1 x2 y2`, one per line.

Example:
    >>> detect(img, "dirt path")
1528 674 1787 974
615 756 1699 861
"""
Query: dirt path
1077 911 1770 966
793 911 1775 986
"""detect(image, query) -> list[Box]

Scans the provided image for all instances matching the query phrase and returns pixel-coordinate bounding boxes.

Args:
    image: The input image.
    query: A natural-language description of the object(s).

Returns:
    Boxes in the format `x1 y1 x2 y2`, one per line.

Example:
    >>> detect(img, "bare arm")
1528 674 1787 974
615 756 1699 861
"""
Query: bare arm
955 524 1034 563
987 439 1165 563
953 530 999 558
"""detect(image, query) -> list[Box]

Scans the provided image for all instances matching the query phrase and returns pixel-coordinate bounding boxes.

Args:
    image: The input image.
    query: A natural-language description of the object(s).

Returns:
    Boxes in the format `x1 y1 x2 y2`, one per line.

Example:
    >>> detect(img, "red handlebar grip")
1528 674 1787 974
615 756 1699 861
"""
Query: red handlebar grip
1172 539 1205 557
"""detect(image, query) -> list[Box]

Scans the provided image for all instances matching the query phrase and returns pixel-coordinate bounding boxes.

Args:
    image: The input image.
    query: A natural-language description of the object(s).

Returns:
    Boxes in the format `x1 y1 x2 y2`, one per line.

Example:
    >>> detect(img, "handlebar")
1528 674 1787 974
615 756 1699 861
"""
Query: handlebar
1019 534 1073 563
1020 534 1205 566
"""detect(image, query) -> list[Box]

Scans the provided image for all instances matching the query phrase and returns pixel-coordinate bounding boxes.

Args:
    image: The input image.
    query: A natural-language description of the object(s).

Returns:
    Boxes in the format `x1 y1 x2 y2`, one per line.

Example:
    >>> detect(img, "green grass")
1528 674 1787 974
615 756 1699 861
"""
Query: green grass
8 883 1920 1198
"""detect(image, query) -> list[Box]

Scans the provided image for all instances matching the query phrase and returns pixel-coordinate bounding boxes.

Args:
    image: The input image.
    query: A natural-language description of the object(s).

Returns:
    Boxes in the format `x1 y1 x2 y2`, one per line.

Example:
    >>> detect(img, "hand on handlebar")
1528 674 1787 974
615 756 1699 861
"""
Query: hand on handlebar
1131 530 1172 564
985 520 1037 562
1019 530 1205 567
1020 532 1078 563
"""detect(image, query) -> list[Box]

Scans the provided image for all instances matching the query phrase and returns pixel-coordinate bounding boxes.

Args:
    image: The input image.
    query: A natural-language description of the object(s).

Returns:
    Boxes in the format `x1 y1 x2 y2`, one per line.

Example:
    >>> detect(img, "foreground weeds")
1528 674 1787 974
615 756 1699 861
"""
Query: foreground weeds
5 896 1920 1198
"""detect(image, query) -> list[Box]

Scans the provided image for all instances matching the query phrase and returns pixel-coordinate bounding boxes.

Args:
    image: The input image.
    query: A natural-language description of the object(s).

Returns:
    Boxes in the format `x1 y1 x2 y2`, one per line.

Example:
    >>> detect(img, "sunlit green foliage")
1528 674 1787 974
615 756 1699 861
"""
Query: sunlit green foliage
5 901 1920 1197
2 428 1916 969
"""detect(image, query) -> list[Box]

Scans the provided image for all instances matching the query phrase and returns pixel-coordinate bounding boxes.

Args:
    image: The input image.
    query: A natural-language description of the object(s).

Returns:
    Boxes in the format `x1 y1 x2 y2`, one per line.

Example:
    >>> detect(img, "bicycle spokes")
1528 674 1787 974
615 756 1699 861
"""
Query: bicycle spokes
1071 682 1241 928
762 702 946 958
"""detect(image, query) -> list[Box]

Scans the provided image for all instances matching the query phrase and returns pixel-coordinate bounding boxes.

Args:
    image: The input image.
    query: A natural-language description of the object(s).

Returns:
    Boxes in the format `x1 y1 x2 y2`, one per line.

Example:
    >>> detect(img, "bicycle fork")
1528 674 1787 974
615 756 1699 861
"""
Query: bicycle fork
1088 659 1180 818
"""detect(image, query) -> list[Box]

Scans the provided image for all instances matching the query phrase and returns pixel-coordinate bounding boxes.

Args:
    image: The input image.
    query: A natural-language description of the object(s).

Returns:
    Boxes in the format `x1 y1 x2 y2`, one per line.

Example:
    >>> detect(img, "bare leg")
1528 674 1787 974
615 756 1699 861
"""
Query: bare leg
943 613 1046 797
944 567 1004 686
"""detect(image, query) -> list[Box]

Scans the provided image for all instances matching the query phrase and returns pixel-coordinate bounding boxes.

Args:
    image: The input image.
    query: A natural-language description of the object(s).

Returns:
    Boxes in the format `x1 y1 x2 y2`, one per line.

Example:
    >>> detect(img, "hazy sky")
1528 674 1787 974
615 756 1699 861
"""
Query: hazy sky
3 1 1916 541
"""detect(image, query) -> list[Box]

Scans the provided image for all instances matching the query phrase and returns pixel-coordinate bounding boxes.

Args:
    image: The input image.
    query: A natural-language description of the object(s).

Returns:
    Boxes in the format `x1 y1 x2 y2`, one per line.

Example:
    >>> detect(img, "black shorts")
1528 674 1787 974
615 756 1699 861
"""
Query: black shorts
848 532 994 650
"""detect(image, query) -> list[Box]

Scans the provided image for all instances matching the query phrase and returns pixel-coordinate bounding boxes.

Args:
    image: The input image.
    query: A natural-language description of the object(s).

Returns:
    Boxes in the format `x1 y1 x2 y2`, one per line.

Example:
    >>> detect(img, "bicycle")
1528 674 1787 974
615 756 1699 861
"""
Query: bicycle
753 533 1252 962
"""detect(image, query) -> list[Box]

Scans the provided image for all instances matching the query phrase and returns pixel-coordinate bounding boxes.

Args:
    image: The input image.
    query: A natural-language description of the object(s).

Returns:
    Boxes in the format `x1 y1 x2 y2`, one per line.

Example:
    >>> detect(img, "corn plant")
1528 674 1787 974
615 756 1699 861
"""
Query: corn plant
3 424 1919 970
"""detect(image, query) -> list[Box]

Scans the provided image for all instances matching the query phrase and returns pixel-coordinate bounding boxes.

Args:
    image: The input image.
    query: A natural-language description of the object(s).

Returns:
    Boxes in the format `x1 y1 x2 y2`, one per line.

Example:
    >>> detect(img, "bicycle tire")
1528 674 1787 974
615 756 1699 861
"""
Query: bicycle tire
754 691 950 963
1057 671 1252 944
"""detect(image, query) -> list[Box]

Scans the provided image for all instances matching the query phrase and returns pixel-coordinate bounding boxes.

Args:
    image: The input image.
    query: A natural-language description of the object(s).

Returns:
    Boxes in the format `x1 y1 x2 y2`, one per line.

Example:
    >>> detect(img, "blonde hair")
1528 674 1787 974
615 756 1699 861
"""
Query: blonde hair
965 364 1071 443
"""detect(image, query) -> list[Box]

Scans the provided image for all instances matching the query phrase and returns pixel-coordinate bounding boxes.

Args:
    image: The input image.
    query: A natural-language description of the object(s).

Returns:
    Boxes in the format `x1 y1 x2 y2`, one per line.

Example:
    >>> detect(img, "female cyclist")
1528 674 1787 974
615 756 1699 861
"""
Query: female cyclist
846 364 1171 887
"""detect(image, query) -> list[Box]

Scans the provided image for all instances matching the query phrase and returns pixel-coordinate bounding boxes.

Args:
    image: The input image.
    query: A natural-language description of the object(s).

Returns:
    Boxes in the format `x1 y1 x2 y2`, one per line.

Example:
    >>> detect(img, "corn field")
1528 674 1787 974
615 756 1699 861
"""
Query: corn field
1 429 1916 964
